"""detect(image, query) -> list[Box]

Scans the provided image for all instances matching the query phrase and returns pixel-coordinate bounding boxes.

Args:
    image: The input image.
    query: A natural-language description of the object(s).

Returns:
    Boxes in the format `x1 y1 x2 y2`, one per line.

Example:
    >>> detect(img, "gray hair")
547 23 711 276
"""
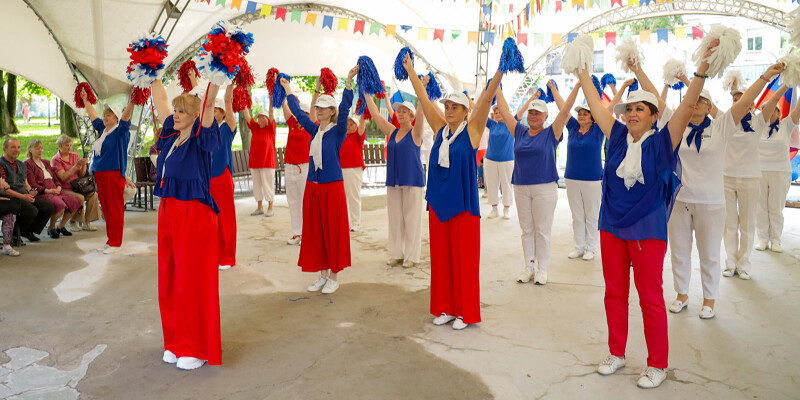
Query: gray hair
56 135 73 148
3 137 19 150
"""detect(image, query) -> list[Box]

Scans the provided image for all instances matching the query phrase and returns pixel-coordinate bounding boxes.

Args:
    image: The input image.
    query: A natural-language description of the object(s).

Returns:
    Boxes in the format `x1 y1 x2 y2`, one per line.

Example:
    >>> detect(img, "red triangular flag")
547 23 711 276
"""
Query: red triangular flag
275 7 286 21
605 32 616 46
354 20 365 34
692 26 704 39
434 29 444 42
517 33 528 46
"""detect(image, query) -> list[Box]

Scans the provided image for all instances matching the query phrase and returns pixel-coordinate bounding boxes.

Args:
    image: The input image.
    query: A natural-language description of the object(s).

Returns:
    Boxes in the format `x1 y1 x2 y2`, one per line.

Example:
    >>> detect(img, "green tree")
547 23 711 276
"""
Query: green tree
0 71 18 135
60 101 79 138
6 74 18 133
604 15 685 33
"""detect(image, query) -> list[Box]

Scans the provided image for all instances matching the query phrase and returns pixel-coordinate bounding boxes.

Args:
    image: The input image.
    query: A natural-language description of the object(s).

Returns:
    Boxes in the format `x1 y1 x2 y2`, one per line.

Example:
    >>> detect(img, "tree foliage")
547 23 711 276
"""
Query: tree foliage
604 15 685 33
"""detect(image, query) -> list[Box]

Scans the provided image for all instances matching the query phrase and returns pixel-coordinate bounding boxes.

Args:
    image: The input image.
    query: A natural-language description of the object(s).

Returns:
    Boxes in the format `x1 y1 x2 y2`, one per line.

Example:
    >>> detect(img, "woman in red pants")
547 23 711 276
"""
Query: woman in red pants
211 86 238 271
151 78 222 370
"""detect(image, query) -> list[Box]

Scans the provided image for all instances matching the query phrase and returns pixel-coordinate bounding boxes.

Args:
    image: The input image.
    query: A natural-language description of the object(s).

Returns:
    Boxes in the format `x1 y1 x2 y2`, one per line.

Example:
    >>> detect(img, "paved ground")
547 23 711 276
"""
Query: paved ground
0 187 798 399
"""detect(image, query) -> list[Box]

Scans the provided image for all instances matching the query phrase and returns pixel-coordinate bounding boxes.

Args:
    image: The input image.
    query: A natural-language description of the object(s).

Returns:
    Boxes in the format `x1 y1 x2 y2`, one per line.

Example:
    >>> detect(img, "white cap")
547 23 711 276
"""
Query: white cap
103 104 122 120
214 97 225 110
392 101 416 115
348 115 359 125
573 104 591 114
613 90 659 115
299 102 311 113
699 89 713 104
730 89 744 96
438 92 470 109
314 95 337 109
255 109 270 119
527 99 548 113
188 86 205 98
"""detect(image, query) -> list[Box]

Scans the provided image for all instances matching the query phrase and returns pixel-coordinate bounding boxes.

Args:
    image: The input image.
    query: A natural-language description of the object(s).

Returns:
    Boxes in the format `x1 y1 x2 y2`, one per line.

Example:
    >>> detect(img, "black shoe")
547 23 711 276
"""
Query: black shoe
48 229 60 239
58 227 73 237
25 232 40 242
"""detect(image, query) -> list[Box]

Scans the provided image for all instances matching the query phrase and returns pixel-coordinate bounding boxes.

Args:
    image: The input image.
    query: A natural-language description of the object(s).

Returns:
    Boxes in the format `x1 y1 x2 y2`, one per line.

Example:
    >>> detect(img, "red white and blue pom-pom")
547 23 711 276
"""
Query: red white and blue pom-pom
320 68 338 95
357 56 384 96
628 79 639 94
591 75 603 97
73 83 96 109
126 32 168 105
196 20 254 86
232 86 251 113
600 73 616 90
670 81 685 90
178 59 199 93
234 59 255 88
545 80 558 104
499 37 525 74
394 47 414 80
376 81 387 99
265 68 279 94
272 73 291 108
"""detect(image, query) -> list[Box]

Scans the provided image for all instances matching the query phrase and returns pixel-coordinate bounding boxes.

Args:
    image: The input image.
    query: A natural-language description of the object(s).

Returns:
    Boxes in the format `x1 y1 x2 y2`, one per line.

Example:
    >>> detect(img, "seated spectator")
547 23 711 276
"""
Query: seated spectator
51 135 100 231
0 138 54 242
0 175 21 256
24 140 81 239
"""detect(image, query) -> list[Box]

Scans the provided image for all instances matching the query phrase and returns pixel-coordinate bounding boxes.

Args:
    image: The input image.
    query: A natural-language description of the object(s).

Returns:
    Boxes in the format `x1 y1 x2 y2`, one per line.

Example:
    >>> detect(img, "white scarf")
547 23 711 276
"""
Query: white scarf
309 123 335 171
437 121 468 168
616 129 655 189
92 123 118 156
34 160 52 180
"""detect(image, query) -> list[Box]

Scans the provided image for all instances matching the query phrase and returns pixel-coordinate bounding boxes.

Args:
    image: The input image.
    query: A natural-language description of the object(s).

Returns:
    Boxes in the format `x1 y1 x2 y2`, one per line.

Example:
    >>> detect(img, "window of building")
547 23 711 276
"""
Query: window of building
546 53 562 75
747 29 762 51
593 50 604 74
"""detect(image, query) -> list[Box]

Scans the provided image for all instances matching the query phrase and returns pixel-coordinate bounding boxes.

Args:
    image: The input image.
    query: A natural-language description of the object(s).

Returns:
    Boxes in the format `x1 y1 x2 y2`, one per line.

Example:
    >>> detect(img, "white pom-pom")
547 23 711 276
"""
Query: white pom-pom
615 38 643 73
560 34 594 76
789 8 800 49
662 58 687 86
780 52 800 88
692 26 742 79
722 69 746 92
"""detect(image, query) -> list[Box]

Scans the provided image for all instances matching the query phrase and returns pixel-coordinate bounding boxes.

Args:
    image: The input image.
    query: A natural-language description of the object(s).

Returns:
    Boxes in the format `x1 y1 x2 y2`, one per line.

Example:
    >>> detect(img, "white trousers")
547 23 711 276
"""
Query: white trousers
668 201 725 300
251 168 275 203
484 159 514 207
514 182 558 270
756 171 792 246
565 179 601 253
387 186 424 262
342 167 363 227
285 163 309 236
723 176 760 272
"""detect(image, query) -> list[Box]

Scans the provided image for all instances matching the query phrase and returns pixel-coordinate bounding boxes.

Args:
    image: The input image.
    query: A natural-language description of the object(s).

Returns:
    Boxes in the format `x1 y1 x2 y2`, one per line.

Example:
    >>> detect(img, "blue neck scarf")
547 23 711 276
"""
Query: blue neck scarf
741 113 755 133
686 117 712 152
767 119 780 138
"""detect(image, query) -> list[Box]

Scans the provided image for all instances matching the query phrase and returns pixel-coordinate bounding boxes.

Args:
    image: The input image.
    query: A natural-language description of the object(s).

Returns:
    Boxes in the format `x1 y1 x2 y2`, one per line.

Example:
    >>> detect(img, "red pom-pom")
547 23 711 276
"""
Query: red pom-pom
356 99 372 121
178 59 199 93
265 68 279 95
73 83 96 108
232 86 252 113
131 87 150 105
320 68 337 95
375 80 386 99
234 60 255 88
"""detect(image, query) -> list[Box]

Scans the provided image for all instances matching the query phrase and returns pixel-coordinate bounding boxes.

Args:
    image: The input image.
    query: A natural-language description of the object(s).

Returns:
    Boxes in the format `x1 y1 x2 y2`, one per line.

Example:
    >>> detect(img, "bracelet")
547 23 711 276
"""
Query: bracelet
693 72 709 79
760 75 770 83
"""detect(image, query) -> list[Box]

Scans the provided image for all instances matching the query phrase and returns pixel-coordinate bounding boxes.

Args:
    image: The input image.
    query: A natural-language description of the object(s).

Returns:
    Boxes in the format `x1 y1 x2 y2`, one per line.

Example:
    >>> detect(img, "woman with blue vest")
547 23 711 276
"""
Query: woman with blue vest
402 53 501 330
576 42 717 388
80 89 134 254
495 81 580 285
483 103 515 220
363 91 426 268
281 65 358 295
151 78 222 370
211 86 238 271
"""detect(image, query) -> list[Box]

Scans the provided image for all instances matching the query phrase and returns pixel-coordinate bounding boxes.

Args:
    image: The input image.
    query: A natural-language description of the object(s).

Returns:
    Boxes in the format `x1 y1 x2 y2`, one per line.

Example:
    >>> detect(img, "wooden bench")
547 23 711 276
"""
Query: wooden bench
363 143 386 186
231 149 251 191
131 157 156 211
275 147 285 194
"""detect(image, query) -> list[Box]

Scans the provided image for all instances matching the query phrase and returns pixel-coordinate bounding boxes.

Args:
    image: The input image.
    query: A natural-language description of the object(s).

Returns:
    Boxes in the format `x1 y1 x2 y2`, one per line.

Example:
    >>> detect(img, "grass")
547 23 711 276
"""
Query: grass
6 118 63 160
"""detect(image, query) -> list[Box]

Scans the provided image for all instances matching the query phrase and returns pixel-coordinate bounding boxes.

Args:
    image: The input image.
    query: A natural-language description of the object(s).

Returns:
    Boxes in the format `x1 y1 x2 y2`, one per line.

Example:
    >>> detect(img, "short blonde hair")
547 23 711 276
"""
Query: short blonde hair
56 135 73 148
172 93 202 117
26 139 43 160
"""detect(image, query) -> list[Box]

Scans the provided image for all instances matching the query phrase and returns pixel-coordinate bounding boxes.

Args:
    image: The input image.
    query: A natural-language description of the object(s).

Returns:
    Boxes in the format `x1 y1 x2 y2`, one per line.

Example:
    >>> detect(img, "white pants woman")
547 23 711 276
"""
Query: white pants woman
251 168 275 213
484 159 514 215
756 171 792 250
342 167 363 230
565 179 601 258
387 186 423 265
514 182 558 280
285 162 309 243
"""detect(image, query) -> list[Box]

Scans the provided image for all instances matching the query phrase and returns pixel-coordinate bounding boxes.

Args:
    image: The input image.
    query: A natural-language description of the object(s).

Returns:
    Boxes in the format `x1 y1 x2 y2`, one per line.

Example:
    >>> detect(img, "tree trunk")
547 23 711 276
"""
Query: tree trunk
60 101 79 138
239 112 251 151
5 74 19 133
0 71 13 136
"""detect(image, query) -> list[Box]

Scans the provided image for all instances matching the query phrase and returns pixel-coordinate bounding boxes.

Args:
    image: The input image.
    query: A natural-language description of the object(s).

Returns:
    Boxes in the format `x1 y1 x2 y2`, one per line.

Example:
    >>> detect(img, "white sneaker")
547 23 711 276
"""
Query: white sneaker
582 251 595 261
307 277 327 292
452 317 468 330
96 244 110 252
481 192 488 198
699 306 715 319
163 350 177 364
250 209 263 216
754 240 767 251
502 208 511 219
487 208 498 219
265 209 274 217
402 260 415 269
287 235 301 245
770 243 783 253
517 267 534 283
176 356 206 370
568 250 584 259
597 354 626 375
722 268 735 278
103 246 121 255
738 270 751 280
321 279 339 294
82 222 98 231
668 299 687 313
218 264 232 271
534 270 547 285
386 258 403 266
433 313 456 326
68 221 81 232
637 367 667 389
350 224 361 232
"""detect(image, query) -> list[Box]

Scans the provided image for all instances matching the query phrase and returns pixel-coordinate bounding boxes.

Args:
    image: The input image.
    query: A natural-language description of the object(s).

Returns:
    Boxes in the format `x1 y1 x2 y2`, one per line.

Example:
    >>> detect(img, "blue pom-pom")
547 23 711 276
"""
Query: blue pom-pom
462 90 468 96
670 81 685 90
394 47 413 81
357 56 383 96
600 73 616 90
545 80 558 104
271 73 291 108
628 79 639 94
426 72 442 101
536 88 546 103
499 37 525 74
485 79 502 105
356 87 367 115
591 75 603 97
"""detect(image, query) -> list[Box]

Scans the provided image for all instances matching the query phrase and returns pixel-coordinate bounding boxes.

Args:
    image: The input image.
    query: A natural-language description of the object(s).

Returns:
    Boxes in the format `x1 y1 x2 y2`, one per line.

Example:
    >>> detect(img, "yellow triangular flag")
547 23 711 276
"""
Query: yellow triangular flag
552 33 562 45
338 18 349 31
468 31 479 44
259 4 271 17
675 27 685 40
386 25 396 37
418 27 429 40
305 12 317 25
640 30 651 43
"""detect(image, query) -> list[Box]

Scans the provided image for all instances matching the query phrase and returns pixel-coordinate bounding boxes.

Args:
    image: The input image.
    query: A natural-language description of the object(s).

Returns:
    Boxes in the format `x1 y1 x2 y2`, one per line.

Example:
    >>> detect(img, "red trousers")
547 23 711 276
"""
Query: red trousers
95 170 125 247
429 209 481 324
210 168 237 266
158 197 221 365
600 230 668 368
298 180 351 273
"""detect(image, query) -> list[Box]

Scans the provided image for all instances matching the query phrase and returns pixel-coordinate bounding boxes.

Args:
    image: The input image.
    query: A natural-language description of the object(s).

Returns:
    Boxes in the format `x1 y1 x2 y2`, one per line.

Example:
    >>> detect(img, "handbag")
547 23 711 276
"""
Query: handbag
71 174 96 195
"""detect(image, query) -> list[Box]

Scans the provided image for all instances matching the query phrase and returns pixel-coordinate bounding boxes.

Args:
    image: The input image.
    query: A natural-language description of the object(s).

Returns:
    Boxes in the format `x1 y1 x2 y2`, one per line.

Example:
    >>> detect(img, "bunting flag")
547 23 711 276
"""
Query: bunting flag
305 12 317 25
275 7 286 21
322 15 334 30
290 10 301 23
245 1 257 15
216 0 225 6
354 20 365 34
468 31 479 44
230 0 241 10
418 27 429 40
552 33 562 45
369 22 381 36
606 31 616 45
692 26 704 39
337 18 349 31
534 33 544 46
434 29 444 42
483 31 496 44
675 27 685 40
517 33 527 46
259 4 271 17
452 30 462 41
640 29 650 43
386 24 396 37
657 29 668 43
567 33 578 43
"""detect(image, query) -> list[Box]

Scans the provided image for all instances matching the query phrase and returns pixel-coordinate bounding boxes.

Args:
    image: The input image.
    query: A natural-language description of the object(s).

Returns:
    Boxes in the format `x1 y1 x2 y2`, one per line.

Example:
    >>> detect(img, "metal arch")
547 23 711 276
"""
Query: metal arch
508 0 794 111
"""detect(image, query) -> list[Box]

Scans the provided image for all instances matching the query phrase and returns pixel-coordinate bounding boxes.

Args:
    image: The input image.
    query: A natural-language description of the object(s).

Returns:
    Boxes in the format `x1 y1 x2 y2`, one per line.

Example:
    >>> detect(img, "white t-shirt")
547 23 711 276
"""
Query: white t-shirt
723 111 767 178
676 110 738 204
758 116 799 172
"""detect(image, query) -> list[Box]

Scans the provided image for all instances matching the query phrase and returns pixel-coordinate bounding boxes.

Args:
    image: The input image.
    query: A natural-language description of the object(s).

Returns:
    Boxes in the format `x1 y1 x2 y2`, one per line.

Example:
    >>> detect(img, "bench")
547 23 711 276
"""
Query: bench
231 149 251 191
131 157 156 211
275 147 285 194
363 143 386 186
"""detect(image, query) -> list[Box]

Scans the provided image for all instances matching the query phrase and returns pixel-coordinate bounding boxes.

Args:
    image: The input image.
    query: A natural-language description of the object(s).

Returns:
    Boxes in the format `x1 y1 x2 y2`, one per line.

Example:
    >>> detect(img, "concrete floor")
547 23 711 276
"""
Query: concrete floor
0 188 798 399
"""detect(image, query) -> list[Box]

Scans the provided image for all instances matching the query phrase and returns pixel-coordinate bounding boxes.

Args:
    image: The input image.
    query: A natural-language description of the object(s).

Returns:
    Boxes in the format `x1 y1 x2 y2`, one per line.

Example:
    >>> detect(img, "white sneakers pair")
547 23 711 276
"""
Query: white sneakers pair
597 355 667 389
567 250 595 261
516 267 547 285
96 244 121 254
486 207 511 220
219 264 233 271
307 277 339 294
287 235 301 245
668 299 715 319
722 268 751 280
756 240 783 253
432 313 468 330
350 224 360 232
163 350 206 370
